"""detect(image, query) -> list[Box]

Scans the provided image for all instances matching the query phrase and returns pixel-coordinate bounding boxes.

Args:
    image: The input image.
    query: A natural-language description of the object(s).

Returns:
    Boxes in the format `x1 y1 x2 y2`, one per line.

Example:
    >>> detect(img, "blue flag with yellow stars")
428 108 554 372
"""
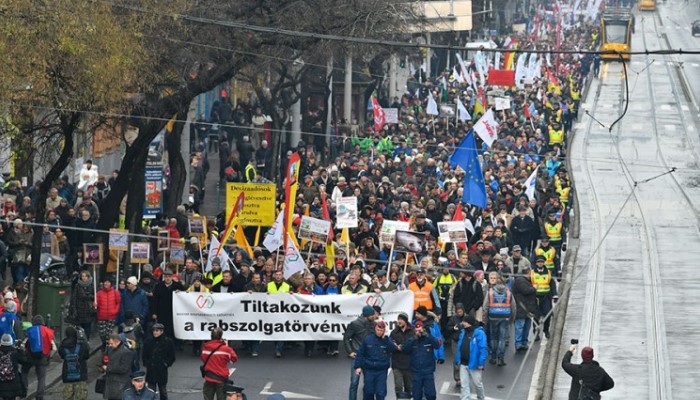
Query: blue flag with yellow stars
448 131 487 208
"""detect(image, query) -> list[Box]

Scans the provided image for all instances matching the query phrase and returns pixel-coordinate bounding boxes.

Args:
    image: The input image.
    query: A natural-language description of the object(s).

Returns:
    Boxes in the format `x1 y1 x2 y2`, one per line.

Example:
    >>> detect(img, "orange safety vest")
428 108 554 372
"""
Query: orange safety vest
487 289 512 318
408 281 433 310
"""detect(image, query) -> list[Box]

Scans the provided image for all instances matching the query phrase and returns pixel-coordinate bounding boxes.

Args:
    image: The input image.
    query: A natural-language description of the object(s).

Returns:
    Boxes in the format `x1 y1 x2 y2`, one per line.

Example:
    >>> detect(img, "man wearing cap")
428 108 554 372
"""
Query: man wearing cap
353 321 398 400
562 345 614 400
390 314 413 399
224 384 247 400
370 270 396 293
343 305 377 400
455 315 487 400
142 323 175 399
205 257 225 287
400 319 442 400
531 256 556 340
59 326 90 400
535 236 558 276
122 371 158 400
152 266 184 345
506 245 531 275
121 276 149 327
511 264 538 351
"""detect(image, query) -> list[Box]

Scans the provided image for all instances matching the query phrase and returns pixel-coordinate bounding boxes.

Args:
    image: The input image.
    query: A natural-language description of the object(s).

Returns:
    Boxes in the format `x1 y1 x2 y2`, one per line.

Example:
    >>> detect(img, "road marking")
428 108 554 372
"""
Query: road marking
691 63 700 68
681 105 690 111
439 381 502 399
260 381 323 399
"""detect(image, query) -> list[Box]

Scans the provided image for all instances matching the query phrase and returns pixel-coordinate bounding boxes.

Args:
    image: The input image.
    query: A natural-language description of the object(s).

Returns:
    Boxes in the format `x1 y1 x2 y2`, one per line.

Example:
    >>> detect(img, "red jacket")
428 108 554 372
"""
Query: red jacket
200 339 237 383
96 287 121 321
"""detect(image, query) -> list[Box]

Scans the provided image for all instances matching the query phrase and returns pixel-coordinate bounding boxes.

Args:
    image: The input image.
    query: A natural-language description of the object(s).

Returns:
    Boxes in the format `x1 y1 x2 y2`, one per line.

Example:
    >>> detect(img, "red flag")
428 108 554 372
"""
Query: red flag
320 192 334 241
453 203 467 251
284 152 302 249
487 70 515 86
371 97 386 132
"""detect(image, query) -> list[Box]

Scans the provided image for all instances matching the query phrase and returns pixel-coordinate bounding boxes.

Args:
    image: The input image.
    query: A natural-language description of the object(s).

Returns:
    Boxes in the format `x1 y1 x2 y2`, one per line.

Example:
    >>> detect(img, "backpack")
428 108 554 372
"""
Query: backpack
578 379 601 400
27 325 45 359
63 344 82 382
0 352 15 381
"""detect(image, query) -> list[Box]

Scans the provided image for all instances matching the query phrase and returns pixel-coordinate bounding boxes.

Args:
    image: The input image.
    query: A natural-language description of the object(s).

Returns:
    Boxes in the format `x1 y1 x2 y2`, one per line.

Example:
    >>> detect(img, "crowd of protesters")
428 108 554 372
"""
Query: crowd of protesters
0 1 606 398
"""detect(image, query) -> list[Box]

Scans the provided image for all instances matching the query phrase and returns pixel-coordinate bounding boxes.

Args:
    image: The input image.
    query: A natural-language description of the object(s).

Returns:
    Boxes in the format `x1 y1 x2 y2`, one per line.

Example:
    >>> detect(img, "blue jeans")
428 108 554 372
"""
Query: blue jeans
514 318 531 348
363 369 388 400
275 341 284 353
488 319 509 359
349 362 361 400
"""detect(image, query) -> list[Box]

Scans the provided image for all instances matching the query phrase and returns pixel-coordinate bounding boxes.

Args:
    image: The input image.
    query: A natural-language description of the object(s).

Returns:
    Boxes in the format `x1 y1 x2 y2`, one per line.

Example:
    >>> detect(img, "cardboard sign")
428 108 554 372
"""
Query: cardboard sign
130 242 151 264
298 216 332 243
83 243 103 265
109 229 129 251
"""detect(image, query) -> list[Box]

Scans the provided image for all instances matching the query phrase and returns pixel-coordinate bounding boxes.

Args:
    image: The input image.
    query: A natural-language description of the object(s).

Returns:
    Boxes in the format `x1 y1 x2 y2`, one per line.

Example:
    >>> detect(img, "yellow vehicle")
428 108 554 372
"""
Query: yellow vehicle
639 0 656 11
600 9 633 61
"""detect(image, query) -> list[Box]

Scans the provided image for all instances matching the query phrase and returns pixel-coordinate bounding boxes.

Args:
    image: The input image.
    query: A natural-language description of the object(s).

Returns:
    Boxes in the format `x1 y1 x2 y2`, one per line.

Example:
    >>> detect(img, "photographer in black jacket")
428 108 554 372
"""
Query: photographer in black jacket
562 345 614 399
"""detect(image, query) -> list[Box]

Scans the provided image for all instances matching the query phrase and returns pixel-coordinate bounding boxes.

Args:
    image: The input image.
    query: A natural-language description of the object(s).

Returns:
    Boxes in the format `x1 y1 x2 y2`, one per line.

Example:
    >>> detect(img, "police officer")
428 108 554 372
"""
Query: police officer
531 256 556 340
353 321 397 400
122 371 158 400
224 384 247 400
536 236 558 276
401 320 442 400
435 265 457 334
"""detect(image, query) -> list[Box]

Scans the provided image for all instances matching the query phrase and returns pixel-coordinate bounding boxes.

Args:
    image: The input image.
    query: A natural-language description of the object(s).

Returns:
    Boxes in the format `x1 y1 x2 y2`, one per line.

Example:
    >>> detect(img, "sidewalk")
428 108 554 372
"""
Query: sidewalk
24 336 102 399
199 144 224 219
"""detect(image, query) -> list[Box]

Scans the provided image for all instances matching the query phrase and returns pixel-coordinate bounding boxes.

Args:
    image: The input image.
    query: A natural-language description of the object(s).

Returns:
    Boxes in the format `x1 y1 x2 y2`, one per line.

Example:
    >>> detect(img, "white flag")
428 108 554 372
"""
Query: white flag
472 109 500 147
525 166 540 201
427 91 439 116
456 53 472 88
515 53 528 89
453 66 464 83
283 233 306 279
457 98 471 121
464 218 475 235
263 212 285 252
206 235 230 272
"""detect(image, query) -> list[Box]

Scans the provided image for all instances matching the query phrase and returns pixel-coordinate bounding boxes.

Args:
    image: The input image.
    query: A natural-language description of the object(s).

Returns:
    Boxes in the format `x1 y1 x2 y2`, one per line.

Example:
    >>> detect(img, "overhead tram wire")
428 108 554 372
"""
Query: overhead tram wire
105 1 700 57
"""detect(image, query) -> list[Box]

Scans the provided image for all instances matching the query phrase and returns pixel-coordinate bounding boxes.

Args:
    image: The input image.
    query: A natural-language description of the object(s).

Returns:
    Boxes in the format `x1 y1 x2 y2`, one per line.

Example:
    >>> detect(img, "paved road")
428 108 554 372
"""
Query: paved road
554 4 700 399
47 337 538 400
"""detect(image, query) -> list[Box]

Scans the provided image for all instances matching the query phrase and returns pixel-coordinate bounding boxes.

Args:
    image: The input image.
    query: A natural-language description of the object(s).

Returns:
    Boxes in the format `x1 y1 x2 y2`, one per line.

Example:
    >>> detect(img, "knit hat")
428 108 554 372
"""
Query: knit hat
0 334 13 347
376 321 386 329
462 315 478 326
32 315 44 325
4 292 13 300
211 257 221 265
455 303 465 312
581 346 594 361
415 306 428 317
362 305 375 317
414 320 424 329
397 313 410 323
4 301 16 313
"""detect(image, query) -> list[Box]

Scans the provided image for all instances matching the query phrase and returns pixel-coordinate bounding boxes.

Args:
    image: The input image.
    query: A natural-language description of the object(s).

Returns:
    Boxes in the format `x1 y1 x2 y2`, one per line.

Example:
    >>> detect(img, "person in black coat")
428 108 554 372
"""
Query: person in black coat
0 333 29 399
58 326 90 396
142 323 176 400
451 270 484 319
511 266 539 351
562 345 614 400
151 269 184 344
510 207 537 256
389 313 413 399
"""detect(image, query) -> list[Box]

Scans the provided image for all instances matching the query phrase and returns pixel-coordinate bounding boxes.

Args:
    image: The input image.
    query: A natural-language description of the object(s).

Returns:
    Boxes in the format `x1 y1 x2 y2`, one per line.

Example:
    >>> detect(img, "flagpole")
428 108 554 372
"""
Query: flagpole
386 242 395 273
275 247 281 271
401 253 409 288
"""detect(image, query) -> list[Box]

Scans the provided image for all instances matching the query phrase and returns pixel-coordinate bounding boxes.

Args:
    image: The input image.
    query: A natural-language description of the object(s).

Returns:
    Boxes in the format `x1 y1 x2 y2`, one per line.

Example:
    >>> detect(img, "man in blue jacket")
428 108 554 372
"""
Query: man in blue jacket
401 320 442 400
353 321 397 400
121 276 150 328
455 315 488 400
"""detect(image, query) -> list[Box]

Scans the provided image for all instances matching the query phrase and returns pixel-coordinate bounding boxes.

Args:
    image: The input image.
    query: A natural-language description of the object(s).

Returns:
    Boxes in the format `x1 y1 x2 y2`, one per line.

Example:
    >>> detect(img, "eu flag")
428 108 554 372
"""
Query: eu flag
448 131 487 208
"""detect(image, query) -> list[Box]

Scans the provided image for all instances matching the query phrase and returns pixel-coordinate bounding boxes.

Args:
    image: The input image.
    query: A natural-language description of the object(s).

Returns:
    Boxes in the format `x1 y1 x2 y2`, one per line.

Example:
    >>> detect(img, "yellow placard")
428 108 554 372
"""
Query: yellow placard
225 183 276 226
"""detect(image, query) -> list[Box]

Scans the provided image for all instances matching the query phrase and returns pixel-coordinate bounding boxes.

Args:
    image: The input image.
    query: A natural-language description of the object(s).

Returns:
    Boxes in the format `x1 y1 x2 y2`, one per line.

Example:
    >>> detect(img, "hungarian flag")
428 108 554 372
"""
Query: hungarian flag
371 96 386 132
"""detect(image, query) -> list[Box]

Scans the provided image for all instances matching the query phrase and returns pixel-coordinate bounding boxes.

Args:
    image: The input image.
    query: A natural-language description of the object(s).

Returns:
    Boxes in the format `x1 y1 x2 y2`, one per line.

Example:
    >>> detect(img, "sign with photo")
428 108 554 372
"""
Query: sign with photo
437 221 469 243
495 97 511 110
298 216 332 243
379 220 410 246
157 230 170 251
170 243 185 265
130 242 151 264
188 215 208 246
83 243 103 265
335 197 358 229
439 104 456 118
393 230 427 254
109 229 129 251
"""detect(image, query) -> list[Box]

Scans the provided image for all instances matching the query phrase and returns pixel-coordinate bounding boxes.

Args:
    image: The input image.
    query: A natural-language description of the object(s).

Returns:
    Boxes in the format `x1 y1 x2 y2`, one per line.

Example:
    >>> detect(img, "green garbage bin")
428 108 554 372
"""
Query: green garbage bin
37 281 72 329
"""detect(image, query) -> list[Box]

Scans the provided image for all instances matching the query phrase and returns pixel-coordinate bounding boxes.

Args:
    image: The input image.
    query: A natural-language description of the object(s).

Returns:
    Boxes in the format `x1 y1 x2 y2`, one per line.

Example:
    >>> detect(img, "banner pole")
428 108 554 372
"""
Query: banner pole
387 242 395 273
198 240 204 269
115 251 120 287
138 263 142 281
275 247 282 271
92 264 97 300
402 253 409 288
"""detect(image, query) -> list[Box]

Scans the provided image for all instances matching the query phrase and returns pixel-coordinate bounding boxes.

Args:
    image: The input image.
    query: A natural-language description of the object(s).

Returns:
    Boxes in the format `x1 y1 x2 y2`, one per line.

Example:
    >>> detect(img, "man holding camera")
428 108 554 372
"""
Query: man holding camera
561 343 614 399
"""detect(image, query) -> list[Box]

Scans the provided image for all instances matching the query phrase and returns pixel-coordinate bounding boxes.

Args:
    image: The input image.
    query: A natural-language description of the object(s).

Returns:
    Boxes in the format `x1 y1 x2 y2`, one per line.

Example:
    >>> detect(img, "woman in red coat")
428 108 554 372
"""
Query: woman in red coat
96 278 121 352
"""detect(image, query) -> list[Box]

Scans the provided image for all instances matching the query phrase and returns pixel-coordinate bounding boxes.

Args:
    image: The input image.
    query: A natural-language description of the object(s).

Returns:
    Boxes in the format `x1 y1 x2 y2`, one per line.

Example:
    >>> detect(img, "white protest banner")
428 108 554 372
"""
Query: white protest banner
473 109 500 147
437 221 469 244
172 291 415 341
379 220 410 246
336 197 358 229
495 97 511 111
299 215 332 243
283 233 305 279
384 108 399 124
